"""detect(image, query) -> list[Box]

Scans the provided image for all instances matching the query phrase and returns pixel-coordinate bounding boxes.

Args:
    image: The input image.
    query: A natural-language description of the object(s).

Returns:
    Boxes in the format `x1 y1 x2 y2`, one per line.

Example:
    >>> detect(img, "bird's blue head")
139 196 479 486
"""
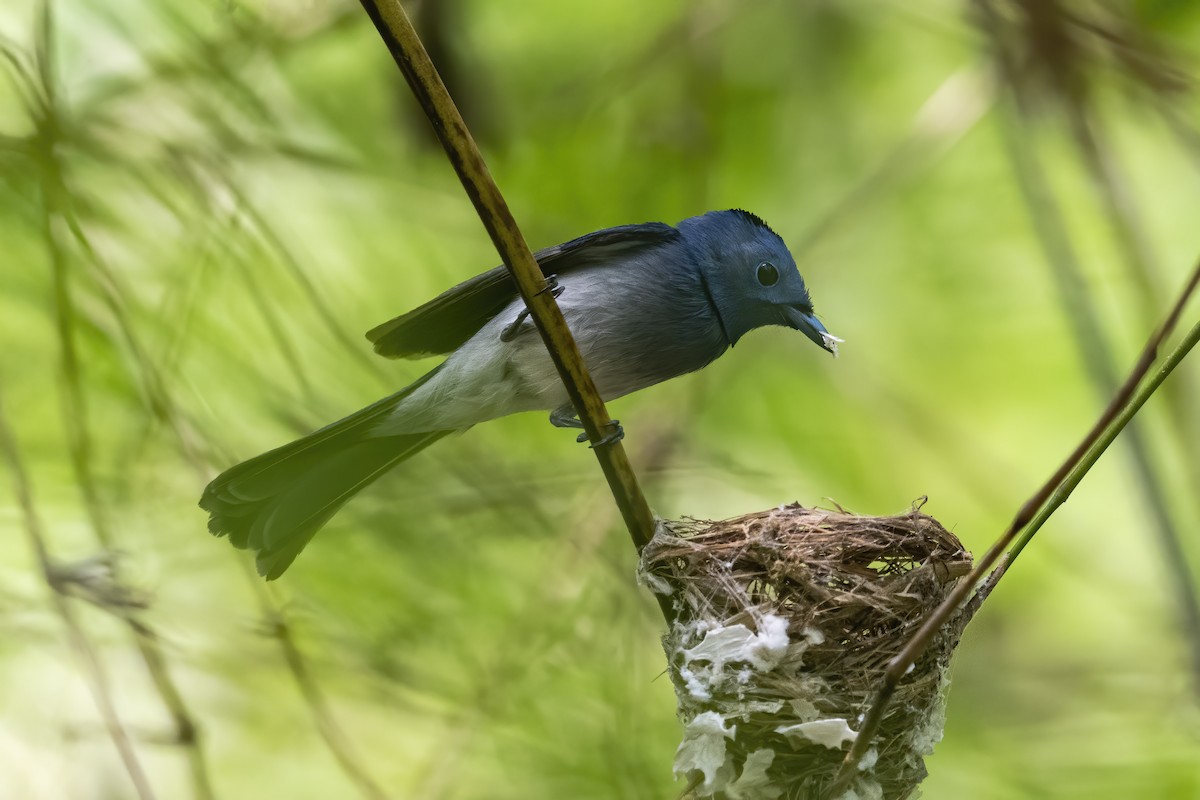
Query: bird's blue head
679 209 837 354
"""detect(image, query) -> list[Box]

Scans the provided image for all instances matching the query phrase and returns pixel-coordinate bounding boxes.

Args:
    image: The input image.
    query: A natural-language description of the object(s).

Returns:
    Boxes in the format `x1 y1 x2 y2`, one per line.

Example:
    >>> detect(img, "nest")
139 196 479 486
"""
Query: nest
639 502 972 800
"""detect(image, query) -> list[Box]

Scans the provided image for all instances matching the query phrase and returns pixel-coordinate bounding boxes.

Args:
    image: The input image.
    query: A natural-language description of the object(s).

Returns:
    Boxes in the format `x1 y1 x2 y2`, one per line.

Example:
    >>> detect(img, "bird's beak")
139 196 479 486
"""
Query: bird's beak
785 307 842 356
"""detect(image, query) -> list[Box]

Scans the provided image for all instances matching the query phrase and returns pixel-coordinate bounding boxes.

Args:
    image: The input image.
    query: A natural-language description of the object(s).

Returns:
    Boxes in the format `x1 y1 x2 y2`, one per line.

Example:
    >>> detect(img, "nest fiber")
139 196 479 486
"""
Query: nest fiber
639 503 972 800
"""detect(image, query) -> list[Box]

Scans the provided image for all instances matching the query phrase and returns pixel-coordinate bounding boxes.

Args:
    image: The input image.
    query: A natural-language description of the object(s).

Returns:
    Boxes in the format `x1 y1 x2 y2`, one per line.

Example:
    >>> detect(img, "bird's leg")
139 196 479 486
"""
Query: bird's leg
587 420 624 449
538 273 564 298
549 404 584 435
549 405 623 447
499 310 529 343
500 274 563 342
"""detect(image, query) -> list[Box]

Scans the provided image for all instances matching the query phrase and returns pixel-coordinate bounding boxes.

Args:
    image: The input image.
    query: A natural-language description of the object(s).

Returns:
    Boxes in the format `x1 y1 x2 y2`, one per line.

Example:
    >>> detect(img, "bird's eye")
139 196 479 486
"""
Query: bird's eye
756 262 779 287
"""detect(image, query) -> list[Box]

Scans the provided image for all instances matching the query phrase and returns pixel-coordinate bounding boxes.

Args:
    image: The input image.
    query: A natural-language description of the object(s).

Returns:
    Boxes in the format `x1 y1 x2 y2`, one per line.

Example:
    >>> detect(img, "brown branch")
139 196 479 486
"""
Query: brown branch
969 319 1200 607
983 23 1200 696
0 383 157 800
355 0 663 613
826 253 1200 796
827 3 1200 790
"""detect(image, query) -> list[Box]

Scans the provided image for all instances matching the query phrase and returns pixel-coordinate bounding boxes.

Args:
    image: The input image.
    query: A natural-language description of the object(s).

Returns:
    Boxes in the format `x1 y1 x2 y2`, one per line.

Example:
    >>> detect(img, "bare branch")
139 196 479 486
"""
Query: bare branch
982 27 1200 695
969 320 1200 608
827 256 1200 795
354 0 662 612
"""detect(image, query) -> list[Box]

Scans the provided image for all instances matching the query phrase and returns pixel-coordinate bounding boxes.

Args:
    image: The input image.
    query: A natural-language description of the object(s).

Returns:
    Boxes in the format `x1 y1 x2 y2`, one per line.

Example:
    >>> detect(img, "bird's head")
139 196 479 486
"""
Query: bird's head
681 209 839 354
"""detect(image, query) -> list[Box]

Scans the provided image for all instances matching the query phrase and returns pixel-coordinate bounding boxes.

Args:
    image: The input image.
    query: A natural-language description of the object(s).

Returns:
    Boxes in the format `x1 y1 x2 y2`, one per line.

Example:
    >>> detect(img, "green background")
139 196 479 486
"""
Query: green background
2 0 1200 797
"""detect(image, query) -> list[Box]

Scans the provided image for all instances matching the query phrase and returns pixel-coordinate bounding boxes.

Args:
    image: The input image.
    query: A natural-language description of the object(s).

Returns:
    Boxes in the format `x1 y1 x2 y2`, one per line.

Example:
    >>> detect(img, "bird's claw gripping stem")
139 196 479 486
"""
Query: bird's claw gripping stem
549 404 583 430
500 274 563 342
580 420 623 448
550 406 623 448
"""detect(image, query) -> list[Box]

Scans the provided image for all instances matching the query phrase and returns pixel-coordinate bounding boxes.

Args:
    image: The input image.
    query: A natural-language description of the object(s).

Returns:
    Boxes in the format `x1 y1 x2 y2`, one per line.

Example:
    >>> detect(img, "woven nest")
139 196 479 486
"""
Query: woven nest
639 502 972 800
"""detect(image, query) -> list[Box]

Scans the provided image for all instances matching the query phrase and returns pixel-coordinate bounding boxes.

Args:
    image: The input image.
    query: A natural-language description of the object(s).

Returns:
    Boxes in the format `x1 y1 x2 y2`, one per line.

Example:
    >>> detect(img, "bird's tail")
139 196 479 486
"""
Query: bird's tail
200 371 453 579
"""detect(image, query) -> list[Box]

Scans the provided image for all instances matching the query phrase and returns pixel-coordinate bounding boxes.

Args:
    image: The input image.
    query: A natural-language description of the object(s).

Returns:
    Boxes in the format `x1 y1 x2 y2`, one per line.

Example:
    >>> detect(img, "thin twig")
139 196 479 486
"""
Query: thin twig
0 383 157 800
984 24 1200 696
971 317 1200 605
826 256 1200 796
1068 95 1200 448
355 0 663 616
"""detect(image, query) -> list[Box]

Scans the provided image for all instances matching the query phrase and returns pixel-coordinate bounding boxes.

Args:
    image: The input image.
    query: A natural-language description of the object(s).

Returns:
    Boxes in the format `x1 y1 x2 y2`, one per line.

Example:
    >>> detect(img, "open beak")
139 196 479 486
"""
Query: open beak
785 307 842 356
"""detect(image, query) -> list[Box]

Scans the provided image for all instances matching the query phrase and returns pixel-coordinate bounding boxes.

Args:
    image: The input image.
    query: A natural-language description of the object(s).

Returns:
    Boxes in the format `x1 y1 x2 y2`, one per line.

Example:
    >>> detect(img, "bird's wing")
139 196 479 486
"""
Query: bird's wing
365 222 680 359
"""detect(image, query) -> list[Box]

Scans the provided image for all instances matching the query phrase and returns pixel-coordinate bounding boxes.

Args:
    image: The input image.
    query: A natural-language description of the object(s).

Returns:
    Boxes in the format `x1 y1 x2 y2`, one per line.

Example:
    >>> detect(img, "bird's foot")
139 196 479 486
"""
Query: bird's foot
550 407 623 448
537 273 564 299
549 405 584 429
581 420 623 449
499 310 529 342
499 276 564 342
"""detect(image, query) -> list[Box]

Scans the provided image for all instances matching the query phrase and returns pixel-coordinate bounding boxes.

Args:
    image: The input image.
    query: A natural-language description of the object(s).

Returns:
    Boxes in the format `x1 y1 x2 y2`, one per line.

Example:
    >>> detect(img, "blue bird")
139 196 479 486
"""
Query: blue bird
200 209 838 578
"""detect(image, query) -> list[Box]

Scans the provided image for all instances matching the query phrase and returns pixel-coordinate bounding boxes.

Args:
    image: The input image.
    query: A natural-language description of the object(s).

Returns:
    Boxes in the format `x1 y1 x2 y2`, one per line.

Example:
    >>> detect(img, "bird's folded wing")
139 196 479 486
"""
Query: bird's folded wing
365 222 680 359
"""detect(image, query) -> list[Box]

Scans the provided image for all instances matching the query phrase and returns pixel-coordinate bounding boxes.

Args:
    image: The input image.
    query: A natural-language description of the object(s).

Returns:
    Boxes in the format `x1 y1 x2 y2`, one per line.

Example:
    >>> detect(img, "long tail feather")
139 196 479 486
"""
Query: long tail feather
200 371 452 578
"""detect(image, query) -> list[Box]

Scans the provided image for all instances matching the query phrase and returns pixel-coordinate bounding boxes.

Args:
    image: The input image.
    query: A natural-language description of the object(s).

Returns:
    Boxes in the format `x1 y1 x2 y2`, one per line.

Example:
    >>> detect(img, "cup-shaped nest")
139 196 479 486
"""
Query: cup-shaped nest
639 503 972 800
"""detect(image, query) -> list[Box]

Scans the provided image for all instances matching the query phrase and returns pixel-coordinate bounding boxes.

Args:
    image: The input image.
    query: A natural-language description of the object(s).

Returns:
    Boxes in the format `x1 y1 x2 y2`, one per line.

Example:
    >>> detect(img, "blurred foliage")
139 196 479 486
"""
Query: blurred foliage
2 0 1200 798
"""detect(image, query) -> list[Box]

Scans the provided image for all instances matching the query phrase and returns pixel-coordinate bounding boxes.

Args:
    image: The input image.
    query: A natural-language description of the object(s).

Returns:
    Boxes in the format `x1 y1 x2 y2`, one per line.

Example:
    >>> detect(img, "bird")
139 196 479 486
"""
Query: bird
200 209 839 578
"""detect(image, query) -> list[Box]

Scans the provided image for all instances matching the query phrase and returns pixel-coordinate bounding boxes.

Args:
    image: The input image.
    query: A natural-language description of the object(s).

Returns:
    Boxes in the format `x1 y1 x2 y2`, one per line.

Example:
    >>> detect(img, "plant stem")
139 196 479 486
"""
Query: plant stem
355 0 664 617
826 254 1200 796
986 32 1200 696
971 316 1200 606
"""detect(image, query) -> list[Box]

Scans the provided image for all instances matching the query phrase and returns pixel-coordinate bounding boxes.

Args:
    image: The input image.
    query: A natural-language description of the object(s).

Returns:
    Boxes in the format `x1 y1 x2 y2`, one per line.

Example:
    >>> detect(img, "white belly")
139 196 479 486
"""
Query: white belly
373 301 566 434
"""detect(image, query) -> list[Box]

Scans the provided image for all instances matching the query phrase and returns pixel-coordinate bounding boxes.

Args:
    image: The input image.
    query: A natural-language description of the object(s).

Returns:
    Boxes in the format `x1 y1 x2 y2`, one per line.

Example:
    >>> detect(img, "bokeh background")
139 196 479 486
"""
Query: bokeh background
3 0 1200 797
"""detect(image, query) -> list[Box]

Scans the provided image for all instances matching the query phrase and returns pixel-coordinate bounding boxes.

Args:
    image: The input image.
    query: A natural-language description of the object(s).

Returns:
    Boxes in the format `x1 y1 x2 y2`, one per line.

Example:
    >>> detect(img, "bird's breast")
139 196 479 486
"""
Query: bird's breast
549 268 729 400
